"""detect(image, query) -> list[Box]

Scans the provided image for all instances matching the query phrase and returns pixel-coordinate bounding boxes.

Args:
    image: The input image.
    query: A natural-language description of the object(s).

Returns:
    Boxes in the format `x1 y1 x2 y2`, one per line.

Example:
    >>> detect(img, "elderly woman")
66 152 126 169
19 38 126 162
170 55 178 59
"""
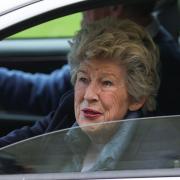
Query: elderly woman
0 18 163 172
56 17 160 172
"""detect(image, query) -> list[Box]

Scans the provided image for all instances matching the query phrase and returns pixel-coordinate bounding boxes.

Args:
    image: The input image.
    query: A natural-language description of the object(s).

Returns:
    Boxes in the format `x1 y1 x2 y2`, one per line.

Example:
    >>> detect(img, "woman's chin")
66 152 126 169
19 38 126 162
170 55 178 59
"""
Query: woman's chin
78 119 119 144
78 117 102 126
77 117 107 137
80 123 106 136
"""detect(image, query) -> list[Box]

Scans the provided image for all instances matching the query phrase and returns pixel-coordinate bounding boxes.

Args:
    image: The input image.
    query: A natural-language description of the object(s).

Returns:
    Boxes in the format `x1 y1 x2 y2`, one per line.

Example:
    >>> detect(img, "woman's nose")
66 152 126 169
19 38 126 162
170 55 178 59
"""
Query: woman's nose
84 83 99 102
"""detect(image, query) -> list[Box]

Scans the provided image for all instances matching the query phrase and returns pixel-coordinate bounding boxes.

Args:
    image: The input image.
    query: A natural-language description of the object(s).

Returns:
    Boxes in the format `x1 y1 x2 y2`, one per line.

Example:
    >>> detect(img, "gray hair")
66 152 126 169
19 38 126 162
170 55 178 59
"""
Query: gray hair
68 18 160 112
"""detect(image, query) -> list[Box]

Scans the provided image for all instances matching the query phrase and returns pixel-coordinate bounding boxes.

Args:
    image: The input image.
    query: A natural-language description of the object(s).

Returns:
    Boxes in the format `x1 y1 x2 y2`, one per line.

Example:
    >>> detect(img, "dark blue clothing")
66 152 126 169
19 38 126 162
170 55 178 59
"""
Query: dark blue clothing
0 26 179 115
0 65 72 115
0 90 75 148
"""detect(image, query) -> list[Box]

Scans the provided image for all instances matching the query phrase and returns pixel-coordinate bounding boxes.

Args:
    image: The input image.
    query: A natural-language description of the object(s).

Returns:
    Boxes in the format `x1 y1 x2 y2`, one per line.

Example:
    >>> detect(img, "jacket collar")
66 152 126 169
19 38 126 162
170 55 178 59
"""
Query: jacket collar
91 111 141 171
65 110 142 171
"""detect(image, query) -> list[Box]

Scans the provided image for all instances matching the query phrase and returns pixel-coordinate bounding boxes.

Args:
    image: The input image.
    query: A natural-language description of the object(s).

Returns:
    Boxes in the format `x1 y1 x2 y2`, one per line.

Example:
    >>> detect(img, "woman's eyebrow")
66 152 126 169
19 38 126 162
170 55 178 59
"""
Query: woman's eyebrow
101 72 118 78
77 70 88 74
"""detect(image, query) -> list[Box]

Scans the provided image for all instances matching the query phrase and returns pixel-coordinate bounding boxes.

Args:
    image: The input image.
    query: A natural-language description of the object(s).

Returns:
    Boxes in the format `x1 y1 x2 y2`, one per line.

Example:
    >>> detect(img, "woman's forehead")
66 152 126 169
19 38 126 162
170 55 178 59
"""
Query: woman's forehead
78 58 126 76
80 58 121 67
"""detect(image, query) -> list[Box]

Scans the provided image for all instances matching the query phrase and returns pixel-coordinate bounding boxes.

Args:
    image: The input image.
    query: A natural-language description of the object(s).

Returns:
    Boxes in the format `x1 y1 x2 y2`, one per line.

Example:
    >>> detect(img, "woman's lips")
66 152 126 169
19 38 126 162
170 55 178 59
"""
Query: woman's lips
81 108 102 119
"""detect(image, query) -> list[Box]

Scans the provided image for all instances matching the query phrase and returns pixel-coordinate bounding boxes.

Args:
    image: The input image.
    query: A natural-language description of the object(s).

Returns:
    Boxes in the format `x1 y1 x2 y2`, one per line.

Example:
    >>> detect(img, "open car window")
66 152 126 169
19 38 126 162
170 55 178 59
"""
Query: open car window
0 115 180 179
8 13 82 39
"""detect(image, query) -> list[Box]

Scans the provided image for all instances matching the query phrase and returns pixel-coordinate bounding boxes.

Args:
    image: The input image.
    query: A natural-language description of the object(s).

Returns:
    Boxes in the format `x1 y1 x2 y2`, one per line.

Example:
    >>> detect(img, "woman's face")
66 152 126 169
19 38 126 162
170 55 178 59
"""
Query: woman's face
74 58 143 138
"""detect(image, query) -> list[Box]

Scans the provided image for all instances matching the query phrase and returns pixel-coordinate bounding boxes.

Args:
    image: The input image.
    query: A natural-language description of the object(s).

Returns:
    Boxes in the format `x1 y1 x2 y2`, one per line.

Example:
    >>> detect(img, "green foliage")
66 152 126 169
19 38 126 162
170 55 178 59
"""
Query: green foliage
9 13 82 39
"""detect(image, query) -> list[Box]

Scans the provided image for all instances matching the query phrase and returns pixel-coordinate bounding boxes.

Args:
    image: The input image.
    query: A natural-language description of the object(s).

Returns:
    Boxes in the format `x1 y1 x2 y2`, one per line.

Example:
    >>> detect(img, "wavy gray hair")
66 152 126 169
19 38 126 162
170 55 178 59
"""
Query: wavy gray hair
68 18 160 112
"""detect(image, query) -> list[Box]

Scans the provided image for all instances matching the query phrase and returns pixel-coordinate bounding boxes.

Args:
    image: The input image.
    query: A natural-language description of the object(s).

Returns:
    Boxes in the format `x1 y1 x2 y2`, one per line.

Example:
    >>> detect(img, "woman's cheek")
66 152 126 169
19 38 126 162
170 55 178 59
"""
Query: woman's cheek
100 92 127 121
100 93 115 116
74 84 85 121
100 92 117 108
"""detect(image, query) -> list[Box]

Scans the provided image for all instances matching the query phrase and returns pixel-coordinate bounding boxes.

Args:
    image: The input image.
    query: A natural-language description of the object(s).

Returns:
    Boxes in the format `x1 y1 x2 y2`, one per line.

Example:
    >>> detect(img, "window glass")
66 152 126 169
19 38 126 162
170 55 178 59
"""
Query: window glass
0 116 180 175
8 13 82 39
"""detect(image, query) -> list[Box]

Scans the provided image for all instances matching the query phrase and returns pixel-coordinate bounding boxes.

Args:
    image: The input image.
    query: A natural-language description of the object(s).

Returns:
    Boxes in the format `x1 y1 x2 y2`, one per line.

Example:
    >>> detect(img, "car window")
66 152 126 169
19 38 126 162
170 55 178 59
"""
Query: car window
0 116 180 177
8 13 82 39
0 1 180 179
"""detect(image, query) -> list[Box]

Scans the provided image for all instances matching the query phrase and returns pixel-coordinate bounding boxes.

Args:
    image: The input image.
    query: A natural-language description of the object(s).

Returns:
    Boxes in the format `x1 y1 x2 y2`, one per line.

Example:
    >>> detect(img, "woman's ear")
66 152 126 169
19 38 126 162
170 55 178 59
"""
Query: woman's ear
128 97 146 111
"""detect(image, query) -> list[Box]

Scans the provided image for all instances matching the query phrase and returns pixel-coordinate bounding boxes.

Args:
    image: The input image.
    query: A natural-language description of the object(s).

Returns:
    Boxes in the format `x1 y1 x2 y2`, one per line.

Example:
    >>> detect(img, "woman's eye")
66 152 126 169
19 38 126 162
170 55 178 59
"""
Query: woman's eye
102 80 113 87
78 77 88 83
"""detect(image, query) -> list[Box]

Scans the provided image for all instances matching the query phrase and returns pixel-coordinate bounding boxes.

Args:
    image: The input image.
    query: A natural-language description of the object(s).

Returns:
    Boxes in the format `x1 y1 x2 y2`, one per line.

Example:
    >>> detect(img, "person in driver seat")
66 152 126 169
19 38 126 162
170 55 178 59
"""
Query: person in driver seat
1 17 180 172
0 17 168 170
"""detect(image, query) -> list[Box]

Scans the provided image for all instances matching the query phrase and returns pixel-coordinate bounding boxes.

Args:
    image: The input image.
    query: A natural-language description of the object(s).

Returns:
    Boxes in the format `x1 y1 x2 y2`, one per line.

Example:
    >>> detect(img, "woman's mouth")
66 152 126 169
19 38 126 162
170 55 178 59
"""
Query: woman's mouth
82 108 102 119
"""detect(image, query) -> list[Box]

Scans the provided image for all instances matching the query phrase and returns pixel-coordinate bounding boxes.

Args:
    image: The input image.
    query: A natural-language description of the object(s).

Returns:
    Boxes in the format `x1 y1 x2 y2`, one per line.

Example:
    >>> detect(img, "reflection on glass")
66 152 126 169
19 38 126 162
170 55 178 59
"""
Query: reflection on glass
0 116 180 174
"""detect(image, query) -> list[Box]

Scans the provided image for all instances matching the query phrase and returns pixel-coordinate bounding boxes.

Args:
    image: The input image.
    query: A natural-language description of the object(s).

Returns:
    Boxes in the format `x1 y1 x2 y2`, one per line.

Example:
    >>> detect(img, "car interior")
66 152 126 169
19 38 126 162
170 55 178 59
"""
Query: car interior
0 12 82 136
0 0 179 136
0 0 180 178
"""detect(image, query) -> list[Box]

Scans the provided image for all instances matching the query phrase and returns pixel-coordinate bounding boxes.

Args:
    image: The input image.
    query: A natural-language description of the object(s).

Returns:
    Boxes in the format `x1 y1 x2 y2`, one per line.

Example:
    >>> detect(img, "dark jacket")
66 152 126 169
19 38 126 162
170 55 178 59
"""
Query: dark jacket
154 26 180 115
0 26 180 115
0 90 179 173
0 90 75 148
